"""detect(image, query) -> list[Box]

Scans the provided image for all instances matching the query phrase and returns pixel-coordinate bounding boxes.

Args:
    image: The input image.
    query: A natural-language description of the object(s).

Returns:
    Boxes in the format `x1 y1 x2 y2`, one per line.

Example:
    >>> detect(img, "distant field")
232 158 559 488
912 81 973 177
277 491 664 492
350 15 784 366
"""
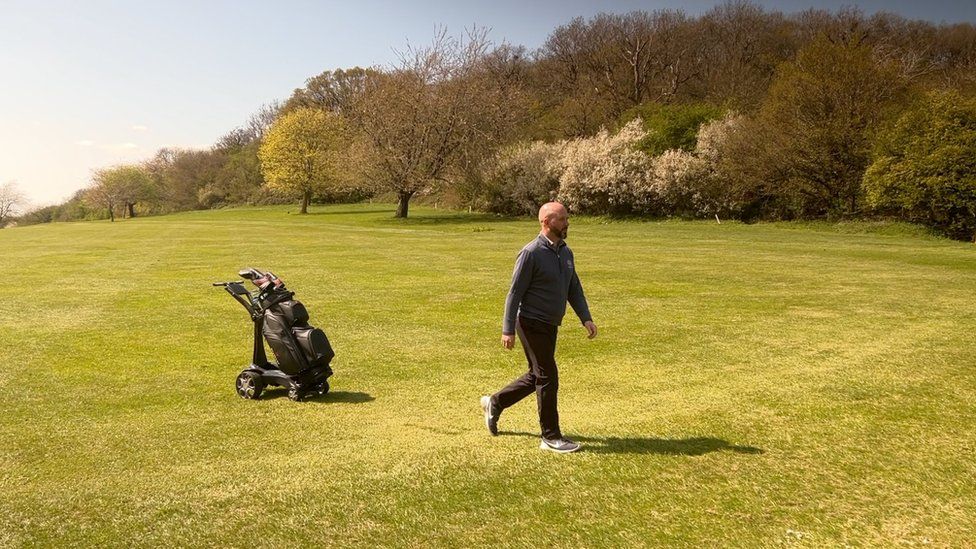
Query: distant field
1 204 974 546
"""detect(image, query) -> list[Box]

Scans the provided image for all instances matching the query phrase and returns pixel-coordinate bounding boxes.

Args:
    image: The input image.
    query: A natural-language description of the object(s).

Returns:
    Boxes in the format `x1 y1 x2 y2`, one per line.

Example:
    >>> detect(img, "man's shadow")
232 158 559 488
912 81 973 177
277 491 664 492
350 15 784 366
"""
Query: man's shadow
500 431 763 456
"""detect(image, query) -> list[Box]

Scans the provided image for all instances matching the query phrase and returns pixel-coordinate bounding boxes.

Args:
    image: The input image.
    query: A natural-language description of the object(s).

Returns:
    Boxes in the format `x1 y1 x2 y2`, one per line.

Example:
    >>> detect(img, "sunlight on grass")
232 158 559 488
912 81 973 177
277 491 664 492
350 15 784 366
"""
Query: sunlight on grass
1 204 974 546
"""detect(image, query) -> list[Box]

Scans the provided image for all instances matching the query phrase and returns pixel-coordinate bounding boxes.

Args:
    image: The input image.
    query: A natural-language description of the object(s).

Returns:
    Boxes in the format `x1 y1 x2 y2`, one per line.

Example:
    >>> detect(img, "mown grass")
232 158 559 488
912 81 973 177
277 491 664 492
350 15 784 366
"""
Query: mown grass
1 203 974 547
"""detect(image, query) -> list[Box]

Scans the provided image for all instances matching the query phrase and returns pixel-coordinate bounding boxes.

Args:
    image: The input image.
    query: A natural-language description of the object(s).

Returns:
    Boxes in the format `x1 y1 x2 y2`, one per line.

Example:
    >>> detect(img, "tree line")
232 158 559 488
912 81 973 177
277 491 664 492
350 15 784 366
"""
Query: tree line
12 2 976 240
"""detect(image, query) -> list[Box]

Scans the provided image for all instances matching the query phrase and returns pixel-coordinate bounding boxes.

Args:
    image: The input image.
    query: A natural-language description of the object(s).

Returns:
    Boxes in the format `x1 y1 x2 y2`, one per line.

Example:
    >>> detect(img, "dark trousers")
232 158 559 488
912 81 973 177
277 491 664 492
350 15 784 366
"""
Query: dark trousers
493 316 561 440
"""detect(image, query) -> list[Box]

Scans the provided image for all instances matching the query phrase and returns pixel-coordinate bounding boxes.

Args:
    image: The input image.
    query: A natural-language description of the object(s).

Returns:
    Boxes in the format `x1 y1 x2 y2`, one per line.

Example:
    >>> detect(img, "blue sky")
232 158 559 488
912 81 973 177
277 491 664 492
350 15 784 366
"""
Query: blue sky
3 0 974 206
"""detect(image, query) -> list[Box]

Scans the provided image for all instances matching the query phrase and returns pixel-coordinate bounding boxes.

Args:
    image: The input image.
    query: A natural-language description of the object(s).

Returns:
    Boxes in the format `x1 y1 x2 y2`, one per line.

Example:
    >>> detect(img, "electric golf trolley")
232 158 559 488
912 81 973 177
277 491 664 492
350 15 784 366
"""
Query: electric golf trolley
214 268 334 401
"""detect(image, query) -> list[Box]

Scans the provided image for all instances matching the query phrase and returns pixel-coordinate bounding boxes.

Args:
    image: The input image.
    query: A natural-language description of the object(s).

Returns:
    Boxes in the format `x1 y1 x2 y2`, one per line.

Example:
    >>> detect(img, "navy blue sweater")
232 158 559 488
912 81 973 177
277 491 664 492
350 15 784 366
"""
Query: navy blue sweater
502 235 592 335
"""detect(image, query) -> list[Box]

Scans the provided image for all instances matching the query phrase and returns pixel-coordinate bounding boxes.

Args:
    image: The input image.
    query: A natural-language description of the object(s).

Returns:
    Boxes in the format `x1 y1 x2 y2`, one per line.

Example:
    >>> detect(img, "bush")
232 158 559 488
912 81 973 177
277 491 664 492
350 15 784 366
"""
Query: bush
555 119 658 215
476 141 562 215
475 114 754 219
864 91 976 241
650 149 710 215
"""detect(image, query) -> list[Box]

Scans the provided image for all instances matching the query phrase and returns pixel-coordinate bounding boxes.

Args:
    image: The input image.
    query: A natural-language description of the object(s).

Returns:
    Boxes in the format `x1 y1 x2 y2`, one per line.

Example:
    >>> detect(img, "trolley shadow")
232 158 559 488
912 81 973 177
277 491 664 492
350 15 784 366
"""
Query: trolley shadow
261 390 375 404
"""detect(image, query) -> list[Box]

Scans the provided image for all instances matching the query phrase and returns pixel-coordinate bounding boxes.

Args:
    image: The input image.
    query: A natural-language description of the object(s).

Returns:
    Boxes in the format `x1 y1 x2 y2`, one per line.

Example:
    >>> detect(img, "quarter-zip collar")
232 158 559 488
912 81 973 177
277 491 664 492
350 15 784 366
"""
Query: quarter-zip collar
538 233 566 252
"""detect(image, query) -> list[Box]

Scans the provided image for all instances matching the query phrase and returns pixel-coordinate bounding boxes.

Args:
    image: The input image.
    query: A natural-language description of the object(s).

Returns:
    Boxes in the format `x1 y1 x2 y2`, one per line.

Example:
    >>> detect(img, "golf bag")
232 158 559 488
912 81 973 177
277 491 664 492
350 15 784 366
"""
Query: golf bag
262 297 335 375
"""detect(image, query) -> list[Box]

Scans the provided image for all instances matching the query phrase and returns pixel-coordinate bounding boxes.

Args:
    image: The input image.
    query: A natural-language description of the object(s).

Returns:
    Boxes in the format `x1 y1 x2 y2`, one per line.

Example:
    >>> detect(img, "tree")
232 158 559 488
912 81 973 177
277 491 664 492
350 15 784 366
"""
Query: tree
0 181 26 227
864 91 976 241
720 35 908 217
215 101 283 150
86 170 122 222
86 165 152 221
695 1 796 108
283 68 378 115
145 148 225 212
115 165 153 218
351 29 519 218
258 107 348 214
198 142 265 207
533 10 703 138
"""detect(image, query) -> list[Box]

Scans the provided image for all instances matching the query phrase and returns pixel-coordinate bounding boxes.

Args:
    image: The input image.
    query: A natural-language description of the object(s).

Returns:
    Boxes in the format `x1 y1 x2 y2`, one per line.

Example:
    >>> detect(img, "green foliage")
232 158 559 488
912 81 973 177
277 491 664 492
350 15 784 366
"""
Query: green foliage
864 90 976 241
258 108 348 214
618 102 725 156
24 12 976 228
199 143 265 208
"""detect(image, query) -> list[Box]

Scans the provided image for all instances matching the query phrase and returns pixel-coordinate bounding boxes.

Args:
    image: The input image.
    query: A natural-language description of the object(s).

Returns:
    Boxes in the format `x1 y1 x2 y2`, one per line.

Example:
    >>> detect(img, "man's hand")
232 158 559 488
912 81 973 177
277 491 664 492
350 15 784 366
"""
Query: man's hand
584 320 598 339
501 334 515 350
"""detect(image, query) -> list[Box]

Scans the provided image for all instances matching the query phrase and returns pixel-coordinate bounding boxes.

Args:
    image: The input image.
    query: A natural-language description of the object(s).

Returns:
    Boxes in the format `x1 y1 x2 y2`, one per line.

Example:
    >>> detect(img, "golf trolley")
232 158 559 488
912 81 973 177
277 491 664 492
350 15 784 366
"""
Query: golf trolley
214 268 334 401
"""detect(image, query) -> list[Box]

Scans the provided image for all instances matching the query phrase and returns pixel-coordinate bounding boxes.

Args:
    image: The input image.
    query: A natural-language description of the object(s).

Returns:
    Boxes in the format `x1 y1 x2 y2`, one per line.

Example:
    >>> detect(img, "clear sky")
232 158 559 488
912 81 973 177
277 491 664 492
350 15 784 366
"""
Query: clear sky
3 0 974 207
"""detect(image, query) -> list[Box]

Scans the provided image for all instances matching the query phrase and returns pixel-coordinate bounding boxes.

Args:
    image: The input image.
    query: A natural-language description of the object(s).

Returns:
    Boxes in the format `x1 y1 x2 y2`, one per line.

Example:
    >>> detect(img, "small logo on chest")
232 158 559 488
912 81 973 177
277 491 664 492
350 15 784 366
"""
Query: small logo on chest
567 260 573 270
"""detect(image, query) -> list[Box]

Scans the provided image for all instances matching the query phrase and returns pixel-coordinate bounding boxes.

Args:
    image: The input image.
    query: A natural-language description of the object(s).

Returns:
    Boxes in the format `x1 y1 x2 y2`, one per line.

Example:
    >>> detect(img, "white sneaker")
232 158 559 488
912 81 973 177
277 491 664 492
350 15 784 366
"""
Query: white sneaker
540 437 581 453
480 395 499 436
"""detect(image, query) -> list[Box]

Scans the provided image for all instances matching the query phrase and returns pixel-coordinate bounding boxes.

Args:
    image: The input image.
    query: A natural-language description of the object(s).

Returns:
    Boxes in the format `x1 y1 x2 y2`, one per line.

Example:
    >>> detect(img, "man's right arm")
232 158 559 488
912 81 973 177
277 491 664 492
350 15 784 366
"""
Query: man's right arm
502 248 534 336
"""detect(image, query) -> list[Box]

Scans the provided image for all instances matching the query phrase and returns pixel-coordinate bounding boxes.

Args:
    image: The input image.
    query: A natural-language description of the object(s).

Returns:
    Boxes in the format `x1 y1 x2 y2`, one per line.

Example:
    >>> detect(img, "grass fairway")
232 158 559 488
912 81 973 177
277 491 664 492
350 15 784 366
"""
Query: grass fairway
2 203 974 547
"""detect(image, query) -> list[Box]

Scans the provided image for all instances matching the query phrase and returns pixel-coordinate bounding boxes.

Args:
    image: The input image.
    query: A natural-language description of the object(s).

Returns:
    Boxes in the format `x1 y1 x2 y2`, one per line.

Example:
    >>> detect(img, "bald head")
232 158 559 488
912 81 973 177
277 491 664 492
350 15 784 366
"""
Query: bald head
538 201 570 241
538 201 567 224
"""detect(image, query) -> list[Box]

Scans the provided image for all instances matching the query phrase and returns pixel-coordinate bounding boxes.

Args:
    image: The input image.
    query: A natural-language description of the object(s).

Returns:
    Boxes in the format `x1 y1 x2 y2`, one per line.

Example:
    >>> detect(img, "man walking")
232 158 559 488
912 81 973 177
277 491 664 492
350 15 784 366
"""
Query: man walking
481 202 597 453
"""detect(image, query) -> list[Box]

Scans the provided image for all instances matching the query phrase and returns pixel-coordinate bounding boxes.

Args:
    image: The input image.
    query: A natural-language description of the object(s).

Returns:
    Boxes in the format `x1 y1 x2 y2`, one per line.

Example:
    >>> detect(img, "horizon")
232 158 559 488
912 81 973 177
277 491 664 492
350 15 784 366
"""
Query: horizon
3 0 975 208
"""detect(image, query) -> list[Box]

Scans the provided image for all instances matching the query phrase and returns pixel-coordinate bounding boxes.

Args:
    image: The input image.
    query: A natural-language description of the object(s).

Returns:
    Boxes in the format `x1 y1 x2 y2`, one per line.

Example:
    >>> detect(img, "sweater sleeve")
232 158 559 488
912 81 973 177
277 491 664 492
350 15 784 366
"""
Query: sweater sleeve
567 269 592 325
502 249 534 335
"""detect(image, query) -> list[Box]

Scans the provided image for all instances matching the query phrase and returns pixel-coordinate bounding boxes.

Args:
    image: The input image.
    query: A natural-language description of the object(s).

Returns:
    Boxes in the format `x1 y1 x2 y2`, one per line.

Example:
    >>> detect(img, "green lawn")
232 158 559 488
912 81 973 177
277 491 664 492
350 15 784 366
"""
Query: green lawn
2 204 974 547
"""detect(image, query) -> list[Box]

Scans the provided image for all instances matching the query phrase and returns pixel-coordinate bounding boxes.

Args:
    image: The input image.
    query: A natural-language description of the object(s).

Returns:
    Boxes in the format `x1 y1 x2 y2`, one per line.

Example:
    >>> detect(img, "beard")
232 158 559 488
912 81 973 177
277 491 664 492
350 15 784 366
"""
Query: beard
559 226 568 239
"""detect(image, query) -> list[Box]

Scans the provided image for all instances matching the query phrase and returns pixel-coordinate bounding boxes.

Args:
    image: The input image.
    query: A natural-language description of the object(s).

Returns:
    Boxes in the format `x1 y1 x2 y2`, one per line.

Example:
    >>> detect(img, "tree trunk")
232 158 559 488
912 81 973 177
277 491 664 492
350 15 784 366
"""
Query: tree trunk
108 204 115 222
300 190 310 214
127 202 136 218
395 191 413 218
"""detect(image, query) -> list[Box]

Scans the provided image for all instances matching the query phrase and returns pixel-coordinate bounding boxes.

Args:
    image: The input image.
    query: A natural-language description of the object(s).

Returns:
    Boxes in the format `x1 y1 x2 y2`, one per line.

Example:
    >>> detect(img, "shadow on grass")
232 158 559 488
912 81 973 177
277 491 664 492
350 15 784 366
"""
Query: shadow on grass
373 212 518 227
261 389 375 404
305 208 397 216
499 431 763 456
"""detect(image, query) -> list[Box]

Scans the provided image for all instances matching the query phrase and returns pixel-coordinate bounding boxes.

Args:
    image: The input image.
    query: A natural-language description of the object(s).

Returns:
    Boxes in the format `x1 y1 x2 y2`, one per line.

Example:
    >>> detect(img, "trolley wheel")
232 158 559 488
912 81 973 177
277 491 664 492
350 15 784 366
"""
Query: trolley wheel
314 381 330 396
236 371 264 400
288 385 303 402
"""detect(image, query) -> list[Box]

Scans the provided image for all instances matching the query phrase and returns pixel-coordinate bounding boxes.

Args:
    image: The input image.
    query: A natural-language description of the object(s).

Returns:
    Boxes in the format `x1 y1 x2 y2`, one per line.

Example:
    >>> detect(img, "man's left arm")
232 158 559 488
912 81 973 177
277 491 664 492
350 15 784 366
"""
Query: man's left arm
568 270 597 339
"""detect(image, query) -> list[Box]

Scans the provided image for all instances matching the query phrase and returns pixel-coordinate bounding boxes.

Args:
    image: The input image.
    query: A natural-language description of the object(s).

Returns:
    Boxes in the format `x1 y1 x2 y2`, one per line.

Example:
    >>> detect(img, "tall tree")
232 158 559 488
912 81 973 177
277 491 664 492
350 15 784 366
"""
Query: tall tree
284 68 378 115
351 29 519 218
534 10 702 137
695 1 796 108
722 35 908 217
87 168 122 222
258 107 348 214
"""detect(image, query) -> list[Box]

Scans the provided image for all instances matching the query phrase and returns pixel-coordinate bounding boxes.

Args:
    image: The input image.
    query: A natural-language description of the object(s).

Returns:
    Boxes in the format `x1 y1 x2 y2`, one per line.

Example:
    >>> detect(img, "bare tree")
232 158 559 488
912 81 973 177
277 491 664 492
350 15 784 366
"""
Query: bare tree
351 28 519 217
0 181 26 227
534 10 702 136
696 1 796 109
215 101 283 151
284 68 378 115
246 101 283 140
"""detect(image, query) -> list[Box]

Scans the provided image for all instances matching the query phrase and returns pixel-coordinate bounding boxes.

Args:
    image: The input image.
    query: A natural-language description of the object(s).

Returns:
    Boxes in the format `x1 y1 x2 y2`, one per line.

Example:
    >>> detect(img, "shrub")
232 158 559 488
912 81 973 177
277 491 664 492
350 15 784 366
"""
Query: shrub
650 149 710 215
476 141 562 215
555 119 657 215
